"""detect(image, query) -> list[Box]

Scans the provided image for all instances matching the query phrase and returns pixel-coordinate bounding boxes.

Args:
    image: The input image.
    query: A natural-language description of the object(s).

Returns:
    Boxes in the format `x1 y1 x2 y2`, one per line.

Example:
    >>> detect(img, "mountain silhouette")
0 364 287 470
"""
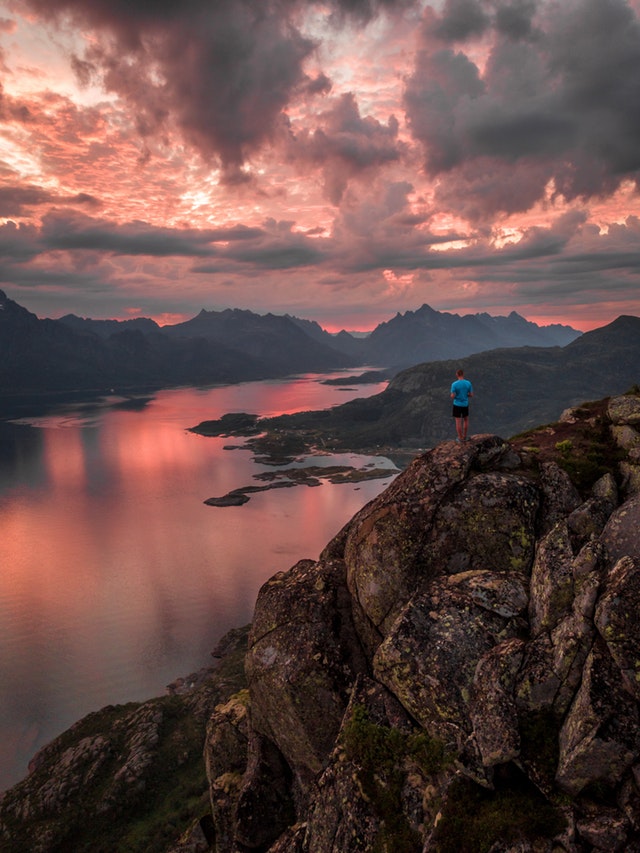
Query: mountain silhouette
356 303 579 368
1 290 581 416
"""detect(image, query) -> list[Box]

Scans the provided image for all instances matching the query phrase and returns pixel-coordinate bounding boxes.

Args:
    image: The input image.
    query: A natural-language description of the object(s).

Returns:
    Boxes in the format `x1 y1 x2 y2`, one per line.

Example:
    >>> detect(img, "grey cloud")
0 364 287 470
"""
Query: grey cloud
328 0 418 24
195 220 327 271
0 220 41 261
293 93 401 202
432 158 556 222
405 0 640 219
23 0 315 173
0 261 105 290
39 212 264 256
404 36 484 173
494 0 537 40
194 244 322 272
433 0 490 41
336 200 585 273
0 186 67 216
19 0 419 177
300 72 332 97
22 209 325 273
0 185 100 217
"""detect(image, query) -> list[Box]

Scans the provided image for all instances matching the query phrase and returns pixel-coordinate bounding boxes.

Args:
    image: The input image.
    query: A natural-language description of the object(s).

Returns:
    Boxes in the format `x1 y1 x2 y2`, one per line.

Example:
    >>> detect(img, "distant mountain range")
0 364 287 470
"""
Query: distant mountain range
345 303 579 368
0 290 580 413
228 315 640 456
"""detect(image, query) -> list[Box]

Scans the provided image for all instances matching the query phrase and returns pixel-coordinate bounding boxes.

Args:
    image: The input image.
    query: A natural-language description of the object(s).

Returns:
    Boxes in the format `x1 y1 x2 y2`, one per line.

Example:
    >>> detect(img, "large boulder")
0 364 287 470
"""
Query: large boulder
601 493 640 563
204 692 249 853
538 460 582 533
609 395 640 497
234 729 295 850
245 557 367 799
548 540 605 716
528 521 574 637
595 556 640 701
469 638 525 767
343 436 534 653
556 639 640 796
567 472 618 550
303 675 437 853
426 471 539 576
516 540 605 717
373 570 528 755
608 395 640 426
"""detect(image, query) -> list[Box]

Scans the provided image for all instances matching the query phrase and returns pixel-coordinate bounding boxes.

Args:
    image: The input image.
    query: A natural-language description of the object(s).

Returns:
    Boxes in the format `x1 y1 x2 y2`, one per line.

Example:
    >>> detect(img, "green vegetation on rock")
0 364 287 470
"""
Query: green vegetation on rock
431 771 566 853
342 704 453 853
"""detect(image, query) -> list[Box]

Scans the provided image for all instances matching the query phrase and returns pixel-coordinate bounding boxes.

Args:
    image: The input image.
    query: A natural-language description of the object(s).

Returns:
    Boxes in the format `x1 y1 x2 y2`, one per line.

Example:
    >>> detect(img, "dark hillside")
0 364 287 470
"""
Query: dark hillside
193 315 640 458
161 308 351 373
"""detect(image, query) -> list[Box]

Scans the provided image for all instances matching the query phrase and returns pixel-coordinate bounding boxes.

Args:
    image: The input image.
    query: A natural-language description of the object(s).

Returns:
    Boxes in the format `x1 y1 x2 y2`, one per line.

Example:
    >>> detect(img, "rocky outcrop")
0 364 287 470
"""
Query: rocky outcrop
230 392 640 852
3 392 640 852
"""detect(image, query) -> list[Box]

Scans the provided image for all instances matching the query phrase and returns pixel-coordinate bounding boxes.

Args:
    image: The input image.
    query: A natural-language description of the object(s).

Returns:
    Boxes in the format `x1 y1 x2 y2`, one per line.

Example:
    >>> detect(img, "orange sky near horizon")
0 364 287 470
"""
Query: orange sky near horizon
2 0 640 333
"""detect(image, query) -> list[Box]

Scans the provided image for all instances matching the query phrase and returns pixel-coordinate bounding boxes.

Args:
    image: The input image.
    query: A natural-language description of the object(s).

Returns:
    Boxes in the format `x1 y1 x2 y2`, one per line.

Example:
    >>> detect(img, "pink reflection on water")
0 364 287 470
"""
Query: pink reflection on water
41 426 90 492
0 377 395 792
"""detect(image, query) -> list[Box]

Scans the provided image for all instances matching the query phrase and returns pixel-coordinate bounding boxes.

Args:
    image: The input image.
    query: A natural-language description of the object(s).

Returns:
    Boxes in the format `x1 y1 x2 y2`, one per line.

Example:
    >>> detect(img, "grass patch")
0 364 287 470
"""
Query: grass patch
431 768 566 853
554 420 624 493
38 696 212 853
510 398 626 496
342 705 454 853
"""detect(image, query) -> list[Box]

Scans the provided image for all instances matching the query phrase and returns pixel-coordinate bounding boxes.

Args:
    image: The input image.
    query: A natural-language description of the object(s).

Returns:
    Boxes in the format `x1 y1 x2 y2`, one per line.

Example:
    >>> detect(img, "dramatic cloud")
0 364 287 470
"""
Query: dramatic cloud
38 210 266 257
18 0 317 176
405 0 640 219
290 93 401 203
1 0 640 330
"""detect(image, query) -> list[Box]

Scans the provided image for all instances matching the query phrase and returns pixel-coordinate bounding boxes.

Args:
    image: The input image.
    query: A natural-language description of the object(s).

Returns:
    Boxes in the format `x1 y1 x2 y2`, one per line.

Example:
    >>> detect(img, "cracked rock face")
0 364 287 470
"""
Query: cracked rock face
235 397 640 852
601 493 640 563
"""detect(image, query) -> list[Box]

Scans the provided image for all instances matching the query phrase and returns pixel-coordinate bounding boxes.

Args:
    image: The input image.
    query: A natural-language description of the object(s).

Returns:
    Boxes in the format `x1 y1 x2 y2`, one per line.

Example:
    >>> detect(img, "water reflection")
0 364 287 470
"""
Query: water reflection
0 374 396 791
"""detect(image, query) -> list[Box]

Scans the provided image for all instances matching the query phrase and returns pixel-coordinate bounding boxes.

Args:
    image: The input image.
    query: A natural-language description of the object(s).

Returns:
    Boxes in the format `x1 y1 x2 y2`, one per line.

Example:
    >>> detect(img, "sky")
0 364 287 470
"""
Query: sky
2 0 640 332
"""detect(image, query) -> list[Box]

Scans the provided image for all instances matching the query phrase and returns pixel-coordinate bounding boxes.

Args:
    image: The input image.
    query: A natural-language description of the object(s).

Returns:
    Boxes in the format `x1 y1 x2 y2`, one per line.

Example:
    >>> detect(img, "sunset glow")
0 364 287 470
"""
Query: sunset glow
2 0 640 331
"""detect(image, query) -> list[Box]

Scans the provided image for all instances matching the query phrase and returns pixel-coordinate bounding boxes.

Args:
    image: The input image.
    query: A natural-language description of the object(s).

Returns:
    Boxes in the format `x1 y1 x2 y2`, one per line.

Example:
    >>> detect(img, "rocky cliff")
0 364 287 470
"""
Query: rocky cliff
2 392 640 853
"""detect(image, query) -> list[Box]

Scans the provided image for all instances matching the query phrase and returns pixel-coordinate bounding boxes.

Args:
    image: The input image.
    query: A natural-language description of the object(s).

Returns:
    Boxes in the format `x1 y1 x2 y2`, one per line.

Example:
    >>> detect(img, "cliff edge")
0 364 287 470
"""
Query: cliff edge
3 392 640 852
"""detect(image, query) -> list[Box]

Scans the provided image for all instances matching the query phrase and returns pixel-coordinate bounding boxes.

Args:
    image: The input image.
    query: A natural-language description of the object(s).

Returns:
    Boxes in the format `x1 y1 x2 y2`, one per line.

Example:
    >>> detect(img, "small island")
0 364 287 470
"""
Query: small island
204 463 396 506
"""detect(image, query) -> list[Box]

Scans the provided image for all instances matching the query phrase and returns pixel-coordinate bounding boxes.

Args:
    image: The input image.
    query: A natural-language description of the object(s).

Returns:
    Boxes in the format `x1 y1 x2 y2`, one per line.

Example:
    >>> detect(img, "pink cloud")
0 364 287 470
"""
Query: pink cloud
1 0 640 332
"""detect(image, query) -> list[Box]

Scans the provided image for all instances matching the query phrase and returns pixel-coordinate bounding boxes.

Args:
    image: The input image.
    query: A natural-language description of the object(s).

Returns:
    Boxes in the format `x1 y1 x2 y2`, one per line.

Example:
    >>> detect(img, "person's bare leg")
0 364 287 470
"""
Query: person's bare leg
462 416 468 440
455 416 464 441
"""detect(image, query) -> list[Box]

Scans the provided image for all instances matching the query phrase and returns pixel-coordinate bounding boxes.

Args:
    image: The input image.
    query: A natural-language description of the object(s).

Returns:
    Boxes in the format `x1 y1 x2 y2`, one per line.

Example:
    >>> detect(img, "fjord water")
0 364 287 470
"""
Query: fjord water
0 373 394 792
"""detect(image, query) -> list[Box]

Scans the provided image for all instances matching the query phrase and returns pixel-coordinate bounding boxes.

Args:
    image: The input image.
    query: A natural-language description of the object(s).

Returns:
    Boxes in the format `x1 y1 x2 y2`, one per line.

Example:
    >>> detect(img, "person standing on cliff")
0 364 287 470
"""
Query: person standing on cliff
450 368 473 442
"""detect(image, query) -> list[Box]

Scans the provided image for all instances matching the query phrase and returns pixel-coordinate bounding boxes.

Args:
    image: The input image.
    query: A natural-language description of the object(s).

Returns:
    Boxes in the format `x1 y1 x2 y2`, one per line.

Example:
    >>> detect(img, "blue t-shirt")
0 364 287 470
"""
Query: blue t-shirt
451 378 473 407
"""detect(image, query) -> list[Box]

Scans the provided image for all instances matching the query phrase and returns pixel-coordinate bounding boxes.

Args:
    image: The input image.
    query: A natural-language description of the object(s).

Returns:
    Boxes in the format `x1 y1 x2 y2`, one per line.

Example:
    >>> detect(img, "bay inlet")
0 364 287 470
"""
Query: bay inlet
0 372 396 792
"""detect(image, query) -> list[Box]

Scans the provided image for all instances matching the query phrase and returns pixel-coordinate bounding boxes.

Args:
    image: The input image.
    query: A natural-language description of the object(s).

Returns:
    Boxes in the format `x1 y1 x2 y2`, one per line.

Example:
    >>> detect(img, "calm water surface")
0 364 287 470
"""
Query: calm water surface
0 373 396 791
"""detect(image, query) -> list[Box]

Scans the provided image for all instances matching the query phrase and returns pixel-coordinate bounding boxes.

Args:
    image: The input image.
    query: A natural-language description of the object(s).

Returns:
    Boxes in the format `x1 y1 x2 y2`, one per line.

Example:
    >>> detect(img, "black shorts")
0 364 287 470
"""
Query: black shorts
452 405 469 418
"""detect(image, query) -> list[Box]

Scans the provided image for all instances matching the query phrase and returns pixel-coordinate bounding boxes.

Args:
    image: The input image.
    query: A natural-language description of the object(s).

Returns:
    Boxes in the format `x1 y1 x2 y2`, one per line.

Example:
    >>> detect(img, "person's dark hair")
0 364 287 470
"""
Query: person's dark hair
456 368 464 378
